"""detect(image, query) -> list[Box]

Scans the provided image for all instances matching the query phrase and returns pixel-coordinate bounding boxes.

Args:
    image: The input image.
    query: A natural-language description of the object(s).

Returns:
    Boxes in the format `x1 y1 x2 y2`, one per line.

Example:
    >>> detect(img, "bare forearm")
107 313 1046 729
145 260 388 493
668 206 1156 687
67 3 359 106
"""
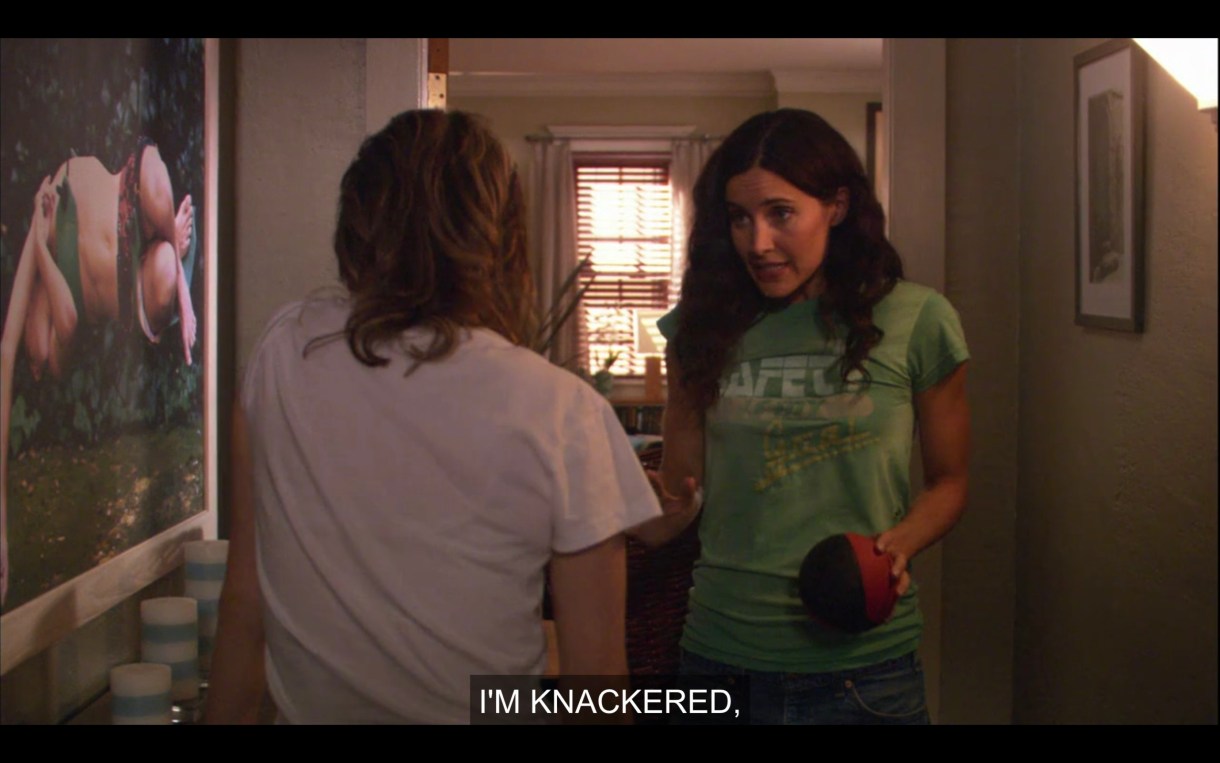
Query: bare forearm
630 420 704 546
661 423 703 494
660 367 704 485
882 363 971 567
551 535 628 676
551 535 631 724
630 363 706 547
886 476 968 562
205 405 266 723
202 591 266 724
627 502 699 548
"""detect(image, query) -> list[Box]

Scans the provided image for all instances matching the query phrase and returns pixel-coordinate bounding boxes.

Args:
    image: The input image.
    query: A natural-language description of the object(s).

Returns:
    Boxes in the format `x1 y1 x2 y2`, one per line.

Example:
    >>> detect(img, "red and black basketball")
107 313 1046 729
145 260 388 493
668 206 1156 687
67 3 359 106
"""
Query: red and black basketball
798 532 899 634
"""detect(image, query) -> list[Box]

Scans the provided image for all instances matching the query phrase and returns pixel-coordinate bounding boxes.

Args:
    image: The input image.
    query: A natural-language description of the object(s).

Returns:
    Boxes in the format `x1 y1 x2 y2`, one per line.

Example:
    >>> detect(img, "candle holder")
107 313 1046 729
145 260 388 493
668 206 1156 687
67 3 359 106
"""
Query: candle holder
183 539 229 686
110 663 172 725
643 355 663 400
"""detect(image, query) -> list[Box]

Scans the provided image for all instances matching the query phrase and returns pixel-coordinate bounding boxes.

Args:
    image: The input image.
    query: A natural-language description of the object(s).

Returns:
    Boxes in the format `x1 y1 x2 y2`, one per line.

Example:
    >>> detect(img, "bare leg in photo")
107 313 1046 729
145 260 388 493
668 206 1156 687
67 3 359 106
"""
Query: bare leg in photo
1 178 69 605
137 145 195 365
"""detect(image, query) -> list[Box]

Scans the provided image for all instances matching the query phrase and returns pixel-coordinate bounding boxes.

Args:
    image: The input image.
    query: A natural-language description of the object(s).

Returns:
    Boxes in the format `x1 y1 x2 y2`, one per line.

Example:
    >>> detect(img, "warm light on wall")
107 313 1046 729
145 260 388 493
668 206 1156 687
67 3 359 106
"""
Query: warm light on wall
1134 38 1218 126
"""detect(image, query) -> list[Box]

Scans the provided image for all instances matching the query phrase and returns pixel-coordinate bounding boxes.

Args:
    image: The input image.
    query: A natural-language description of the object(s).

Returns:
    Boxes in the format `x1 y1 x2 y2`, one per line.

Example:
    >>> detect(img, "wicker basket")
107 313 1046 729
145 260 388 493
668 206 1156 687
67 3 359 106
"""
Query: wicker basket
541 442 700 677
625 443 700 676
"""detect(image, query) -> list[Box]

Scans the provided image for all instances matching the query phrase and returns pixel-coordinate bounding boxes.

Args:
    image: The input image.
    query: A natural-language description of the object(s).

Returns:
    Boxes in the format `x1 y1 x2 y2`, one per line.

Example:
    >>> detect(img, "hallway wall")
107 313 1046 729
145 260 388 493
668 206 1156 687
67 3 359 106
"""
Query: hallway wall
1011 38 1217 724
940 37 1022 724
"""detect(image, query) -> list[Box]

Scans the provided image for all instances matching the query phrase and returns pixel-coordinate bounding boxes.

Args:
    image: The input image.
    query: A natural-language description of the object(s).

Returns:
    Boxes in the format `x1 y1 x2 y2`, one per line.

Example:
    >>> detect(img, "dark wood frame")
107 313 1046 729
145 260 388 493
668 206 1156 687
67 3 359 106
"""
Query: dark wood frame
866 101 882 190
1074 39 1147 332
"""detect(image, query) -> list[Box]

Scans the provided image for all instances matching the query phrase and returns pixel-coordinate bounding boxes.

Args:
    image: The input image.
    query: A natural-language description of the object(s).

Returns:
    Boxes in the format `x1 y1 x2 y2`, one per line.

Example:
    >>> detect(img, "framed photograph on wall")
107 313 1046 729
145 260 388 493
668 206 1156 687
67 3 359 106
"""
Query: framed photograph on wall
1074 38 1147 332
0 38 220 674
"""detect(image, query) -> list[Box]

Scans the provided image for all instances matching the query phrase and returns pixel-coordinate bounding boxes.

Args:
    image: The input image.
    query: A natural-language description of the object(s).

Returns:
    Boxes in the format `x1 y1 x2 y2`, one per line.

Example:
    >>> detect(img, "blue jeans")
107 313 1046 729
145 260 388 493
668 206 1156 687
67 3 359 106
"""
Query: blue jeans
677 649 931 725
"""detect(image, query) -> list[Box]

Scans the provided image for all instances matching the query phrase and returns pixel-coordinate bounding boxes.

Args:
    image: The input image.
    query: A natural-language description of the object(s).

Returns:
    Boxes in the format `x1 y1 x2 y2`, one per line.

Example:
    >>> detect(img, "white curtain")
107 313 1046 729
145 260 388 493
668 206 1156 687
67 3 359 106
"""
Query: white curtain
528 138 578 367
669 137 718 305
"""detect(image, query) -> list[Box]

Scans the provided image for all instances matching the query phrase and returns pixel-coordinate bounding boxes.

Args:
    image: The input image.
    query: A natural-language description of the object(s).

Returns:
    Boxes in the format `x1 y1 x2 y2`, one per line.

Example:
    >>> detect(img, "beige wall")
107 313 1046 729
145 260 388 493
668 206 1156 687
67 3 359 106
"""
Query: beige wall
940 36 1218 726
775 92 879 166
1010 38 1217 724
451 92 879 176
941 38 1021 724
450 93 776 172
234 38 367 369
882 40 950 718
234 38 429 369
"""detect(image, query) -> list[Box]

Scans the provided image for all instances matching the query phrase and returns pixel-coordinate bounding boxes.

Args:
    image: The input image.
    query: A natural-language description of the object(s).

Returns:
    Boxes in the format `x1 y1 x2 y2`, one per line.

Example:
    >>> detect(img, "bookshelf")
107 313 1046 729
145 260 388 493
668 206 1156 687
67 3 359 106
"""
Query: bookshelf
609 394 665 435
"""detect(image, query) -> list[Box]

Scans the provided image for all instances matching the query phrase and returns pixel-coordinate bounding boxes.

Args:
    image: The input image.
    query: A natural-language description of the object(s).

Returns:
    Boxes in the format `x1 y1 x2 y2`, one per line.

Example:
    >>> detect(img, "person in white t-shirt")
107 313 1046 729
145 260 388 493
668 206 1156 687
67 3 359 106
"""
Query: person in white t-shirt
205 110 661 724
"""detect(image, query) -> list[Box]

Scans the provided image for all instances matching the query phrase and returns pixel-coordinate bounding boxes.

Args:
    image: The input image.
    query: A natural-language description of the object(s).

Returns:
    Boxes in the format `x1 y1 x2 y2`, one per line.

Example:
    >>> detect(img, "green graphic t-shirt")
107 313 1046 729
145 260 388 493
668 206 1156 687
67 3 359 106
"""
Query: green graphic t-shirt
659 281 970 672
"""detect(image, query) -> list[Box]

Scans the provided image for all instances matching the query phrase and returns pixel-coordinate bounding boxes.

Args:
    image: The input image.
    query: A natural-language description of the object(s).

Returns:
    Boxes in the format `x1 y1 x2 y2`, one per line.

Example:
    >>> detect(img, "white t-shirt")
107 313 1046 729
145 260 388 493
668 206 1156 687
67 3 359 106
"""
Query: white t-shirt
240 296 662 724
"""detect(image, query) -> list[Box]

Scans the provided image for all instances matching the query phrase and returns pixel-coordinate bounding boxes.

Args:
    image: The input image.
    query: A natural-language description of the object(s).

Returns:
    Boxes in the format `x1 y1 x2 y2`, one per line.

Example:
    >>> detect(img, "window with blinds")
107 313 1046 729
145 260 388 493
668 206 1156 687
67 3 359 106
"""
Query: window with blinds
575 156 674 377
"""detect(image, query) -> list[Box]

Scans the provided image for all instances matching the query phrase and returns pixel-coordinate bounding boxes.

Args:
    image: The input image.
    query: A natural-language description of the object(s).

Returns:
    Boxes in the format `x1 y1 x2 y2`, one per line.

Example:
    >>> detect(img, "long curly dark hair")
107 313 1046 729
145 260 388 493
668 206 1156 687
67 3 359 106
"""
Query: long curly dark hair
674 108 903 412
323 109 533 368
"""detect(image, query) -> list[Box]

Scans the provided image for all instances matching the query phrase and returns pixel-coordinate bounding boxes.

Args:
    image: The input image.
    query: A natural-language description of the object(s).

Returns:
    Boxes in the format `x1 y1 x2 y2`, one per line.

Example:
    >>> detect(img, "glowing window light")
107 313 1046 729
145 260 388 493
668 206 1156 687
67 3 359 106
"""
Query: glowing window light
1134 38 1218 115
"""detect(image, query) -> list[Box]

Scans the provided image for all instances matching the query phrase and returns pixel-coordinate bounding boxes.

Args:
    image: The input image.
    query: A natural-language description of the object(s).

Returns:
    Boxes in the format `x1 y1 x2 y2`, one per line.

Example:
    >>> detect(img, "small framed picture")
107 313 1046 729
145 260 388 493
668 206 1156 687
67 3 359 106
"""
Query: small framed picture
1074 39 1147 332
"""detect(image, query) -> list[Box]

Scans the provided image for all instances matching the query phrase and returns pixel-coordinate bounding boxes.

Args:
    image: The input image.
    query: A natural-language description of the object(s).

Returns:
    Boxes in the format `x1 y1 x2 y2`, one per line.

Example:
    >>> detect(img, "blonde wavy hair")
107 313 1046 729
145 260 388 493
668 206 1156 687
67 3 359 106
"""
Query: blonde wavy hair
327 109 533 368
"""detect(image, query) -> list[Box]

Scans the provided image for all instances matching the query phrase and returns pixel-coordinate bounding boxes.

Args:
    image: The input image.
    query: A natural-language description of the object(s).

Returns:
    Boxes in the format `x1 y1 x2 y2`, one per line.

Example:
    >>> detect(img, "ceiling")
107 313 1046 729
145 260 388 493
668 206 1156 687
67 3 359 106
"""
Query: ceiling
450 38 883 75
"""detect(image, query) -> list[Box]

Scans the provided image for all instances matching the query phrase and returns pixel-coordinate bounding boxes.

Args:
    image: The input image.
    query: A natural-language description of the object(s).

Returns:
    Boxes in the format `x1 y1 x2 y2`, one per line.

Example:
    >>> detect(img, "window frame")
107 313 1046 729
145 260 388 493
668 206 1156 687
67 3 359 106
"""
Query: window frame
543 125 694 380
572 152 676 379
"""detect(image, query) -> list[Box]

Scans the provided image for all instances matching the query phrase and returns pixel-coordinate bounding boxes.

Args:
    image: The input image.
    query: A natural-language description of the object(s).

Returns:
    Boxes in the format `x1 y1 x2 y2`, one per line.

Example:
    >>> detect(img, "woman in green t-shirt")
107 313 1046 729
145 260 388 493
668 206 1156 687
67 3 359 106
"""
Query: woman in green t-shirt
633 109 971 725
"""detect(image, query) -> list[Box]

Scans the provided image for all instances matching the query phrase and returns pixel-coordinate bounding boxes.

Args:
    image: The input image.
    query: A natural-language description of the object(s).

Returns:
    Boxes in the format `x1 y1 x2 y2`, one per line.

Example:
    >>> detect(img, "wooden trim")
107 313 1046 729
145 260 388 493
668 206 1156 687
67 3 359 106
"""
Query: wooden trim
2 512 211 674
866 101 882 189
427 38 449 75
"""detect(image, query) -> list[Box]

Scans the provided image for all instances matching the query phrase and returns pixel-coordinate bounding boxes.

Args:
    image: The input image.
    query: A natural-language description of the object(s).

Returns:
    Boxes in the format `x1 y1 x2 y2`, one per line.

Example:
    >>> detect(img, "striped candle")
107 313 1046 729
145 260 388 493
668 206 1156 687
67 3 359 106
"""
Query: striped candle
183 539 229 673
140 597 199 701
110 663 172 725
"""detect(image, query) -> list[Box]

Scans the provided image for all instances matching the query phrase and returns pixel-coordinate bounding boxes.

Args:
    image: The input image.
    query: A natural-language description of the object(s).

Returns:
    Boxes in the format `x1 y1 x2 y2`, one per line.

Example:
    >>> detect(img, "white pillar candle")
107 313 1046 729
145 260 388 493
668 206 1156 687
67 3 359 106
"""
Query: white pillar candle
183 540 229 672
140 597 199 701
110 663 172 725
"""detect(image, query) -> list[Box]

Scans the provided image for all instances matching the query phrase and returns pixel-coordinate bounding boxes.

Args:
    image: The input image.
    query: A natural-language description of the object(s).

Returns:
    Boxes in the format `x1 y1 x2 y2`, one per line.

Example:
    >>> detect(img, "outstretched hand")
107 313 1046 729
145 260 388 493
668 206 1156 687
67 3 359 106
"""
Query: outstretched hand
33 176 57 241
873 531 912 597
645 469 702 516
628 470 703 548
